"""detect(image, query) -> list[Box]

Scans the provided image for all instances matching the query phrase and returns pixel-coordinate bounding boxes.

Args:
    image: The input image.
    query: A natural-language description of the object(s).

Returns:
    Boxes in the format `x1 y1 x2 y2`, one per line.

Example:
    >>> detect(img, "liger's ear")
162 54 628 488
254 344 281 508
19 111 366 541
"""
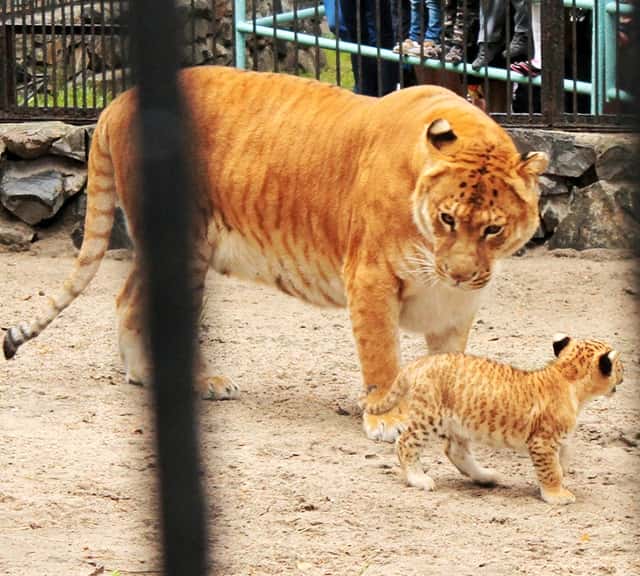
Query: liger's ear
598 352 615 376
552 333 571 357
519 151 549 177
426 119 457 151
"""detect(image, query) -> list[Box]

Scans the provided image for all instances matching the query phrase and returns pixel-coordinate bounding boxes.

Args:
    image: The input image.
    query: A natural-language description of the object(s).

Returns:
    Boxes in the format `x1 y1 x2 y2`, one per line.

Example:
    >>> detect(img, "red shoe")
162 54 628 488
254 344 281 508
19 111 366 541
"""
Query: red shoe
510 60 541 77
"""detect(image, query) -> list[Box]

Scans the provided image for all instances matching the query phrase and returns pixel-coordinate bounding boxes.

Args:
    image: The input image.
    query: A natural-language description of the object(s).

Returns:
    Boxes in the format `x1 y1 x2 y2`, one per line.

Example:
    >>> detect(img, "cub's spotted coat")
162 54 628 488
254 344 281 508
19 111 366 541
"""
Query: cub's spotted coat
367 335 624 504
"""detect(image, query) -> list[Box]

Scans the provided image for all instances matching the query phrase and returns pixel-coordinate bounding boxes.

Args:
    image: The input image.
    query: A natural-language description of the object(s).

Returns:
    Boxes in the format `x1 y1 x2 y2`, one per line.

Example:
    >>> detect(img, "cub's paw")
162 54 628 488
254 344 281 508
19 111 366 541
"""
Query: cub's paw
405 469 436 491
540 486 576 505
363 401 408 442
201 376 241 401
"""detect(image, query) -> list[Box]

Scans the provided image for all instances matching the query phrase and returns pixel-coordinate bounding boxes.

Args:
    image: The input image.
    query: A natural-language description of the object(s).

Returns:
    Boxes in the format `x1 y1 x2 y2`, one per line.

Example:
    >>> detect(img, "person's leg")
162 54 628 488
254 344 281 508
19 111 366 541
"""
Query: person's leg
472 0 506 69
503 0 530 59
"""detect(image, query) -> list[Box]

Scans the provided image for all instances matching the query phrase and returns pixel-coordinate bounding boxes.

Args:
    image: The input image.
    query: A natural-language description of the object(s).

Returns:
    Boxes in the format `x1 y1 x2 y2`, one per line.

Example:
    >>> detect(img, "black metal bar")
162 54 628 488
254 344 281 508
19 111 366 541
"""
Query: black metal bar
40 0 48 108
462 0 468 101
396 0 404 88
128 2 208 576
90 0 98 110
355 0 361 89
505 0 511 117
293 0 298 74
80 0 88 109
334 0 341 86
0 0 8 110
251 0 257 70
20 0 27 107
101 0 109 106
313 0 320 79
571 0 577 122
191 0 196 65
375 0 381 95
70 0 77 108
541 0 564 126
272 0 278 72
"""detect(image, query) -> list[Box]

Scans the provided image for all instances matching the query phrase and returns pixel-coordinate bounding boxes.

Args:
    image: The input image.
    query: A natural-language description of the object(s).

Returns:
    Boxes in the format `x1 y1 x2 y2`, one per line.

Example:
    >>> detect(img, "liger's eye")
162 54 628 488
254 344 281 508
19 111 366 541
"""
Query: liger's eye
440 212 455 228
484 224 503 237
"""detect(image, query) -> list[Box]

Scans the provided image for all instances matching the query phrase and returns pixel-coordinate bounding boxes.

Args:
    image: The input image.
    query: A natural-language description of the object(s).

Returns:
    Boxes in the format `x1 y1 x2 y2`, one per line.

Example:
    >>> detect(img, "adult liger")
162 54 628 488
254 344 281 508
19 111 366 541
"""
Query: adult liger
3 66 548 441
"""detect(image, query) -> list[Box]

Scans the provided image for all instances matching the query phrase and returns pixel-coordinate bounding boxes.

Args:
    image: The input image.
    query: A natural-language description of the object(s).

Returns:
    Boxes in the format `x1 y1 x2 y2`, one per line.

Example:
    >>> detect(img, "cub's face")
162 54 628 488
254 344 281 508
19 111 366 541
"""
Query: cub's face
553 334 624 398
411 119 548 291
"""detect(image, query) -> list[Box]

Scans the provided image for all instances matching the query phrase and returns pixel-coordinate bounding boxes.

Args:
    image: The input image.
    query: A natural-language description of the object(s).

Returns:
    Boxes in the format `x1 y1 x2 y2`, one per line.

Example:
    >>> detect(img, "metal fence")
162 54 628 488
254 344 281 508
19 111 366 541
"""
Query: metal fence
0 0 636 129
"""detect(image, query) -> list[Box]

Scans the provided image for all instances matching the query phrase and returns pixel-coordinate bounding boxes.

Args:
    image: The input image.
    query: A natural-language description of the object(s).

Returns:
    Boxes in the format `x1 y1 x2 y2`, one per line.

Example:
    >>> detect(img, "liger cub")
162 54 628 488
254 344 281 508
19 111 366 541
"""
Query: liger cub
366 334 624 504
2 66 548 442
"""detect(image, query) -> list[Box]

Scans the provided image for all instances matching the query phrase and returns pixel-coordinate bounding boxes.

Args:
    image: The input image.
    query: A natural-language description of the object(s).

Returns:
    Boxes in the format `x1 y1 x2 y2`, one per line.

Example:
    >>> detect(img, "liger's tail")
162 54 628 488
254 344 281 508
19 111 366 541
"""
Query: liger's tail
3 116 117 360
365 371 410 415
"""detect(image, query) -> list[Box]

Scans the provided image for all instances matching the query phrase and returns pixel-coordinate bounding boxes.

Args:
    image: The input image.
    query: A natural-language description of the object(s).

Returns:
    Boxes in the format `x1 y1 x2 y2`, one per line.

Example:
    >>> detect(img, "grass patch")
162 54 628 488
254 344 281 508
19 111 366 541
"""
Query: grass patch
317 46 355 91
17 85 114 109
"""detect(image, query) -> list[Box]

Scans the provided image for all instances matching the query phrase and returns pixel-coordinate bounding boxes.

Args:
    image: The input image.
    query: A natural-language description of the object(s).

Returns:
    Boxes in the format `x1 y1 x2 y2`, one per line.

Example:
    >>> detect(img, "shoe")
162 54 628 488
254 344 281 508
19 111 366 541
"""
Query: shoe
510 60 541 77
444 44 463 64
393 38 422 56
503 33 529 60
422 40 442 59
471 42 502 70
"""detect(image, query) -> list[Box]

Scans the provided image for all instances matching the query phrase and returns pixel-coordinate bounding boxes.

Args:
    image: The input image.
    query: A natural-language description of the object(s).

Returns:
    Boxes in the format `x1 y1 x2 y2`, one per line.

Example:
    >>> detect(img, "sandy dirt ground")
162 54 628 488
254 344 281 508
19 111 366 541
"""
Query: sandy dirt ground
1 235 639 576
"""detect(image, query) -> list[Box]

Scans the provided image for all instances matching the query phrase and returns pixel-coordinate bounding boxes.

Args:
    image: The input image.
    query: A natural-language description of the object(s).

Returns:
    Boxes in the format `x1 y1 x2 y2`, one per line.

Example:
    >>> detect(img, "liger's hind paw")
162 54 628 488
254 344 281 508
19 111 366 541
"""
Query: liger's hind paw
201 376 240 401
363 401 408 442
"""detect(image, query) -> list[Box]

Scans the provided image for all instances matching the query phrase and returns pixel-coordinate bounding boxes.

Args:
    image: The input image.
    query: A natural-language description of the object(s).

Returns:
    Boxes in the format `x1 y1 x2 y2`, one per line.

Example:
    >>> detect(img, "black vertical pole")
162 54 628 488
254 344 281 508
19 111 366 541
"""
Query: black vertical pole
129 2 207 576
541 0 564 127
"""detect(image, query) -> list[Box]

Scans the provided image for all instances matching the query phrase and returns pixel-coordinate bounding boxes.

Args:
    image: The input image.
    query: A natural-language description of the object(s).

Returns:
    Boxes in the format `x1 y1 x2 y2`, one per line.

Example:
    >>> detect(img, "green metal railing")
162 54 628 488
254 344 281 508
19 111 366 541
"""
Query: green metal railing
233 0 632 121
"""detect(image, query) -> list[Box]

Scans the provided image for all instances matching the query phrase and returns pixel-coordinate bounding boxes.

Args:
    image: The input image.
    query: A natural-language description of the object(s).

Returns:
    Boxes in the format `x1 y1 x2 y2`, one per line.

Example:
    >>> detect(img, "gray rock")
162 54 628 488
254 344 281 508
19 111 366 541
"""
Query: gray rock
538 175 569 196
50 125 87 162
549 181 640 251
0 122 71 160
540 194 571 235
508 129 596 179
594 136 640 183
0 209 36 251
0 157 87 225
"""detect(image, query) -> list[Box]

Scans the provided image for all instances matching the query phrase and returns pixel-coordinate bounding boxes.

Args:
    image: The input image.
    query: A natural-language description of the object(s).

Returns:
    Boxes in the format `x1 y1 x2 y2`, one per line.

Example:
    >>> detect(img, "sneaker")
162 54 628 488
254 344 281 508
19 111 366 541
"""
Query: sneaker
444 44 464 64
471 42 502 70
510 60 541 77
422 40 442 58
503 33 529 60
393 38 422 56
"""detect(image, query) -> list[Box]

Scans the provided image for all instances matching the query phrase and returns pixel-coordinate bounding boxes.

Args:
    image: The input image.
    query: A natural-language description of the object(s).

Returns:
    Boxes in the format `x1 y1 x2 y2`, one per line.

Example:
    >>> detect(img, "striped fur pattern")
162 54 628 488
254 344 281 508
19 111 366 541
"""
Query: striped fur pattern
3 67 548 436
366 335 624 504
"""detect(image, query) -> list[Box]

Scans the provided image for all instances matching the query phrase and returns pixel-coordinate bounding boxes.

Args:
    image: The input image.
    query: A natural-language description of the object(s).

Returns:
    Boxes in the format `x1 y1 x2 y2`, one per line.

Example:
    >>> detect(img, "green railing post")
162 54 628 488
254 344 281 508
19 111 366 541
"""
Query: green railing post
234 0 247 69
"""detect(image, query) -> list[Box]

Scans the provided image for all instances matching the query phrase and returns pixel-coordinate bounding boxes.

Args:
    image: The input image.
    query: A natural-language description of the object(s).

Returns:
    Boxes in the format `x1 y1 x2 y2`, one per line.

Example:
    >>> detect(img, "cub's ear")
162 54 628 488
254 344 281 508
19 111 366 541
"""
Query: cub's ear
599 350 619 376
519 151 549 177
552 333 571 357
426 119 457 150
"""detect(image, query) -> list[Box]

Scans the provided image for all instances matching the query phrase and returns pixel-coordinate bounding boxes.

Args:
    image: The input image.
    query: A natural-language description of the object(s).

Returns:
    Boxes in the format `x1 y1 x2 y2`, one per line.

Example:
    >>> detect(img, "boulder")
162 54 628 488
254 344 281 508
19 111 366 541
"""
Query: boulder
538 175 569 197
549 181 640 251
0 157 87 225
0 208 36 251
508 129 596 179
0 122 71 160
50 124 87 162
540 194 571 235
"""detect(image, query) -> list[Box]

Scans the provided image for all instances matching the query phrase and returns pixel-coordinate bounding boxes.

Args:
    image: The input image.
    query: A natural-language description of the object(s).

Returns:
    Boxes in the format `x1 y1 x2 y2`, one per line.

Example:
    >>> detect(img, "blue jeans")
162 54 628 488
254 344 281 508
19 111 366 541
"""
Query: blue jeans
409 0 442 42
339 0 398 96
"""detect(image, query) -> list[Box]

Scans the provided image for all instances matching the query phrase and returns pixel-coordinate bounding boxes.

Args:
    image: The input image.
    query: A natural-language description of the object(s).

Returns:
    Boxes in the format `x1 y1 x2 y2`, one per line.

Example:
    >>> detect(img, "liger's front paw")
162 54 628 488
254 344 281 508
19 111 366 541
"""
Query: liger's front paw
201 376 241 401
540 486 576 505
363 401 408 442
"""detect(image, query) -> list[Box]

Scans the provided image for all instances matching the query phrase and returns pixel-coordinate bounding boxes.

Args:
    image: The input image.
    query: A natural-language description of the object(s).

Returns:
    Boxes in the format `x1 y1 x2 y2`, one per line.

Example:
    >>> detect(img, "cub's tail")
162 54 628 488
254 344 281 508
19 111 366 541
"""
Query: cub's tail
365 371 410 415
3 116 117 360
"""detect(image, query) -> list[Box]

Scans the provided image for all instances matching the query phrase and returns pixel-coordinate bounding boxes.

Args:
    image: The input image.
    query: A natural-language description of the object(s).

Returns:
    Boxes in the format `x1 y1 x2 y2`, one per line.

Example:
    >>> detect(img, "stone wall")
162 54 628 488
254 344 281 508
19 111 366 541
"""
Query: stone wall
0 121 638 253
